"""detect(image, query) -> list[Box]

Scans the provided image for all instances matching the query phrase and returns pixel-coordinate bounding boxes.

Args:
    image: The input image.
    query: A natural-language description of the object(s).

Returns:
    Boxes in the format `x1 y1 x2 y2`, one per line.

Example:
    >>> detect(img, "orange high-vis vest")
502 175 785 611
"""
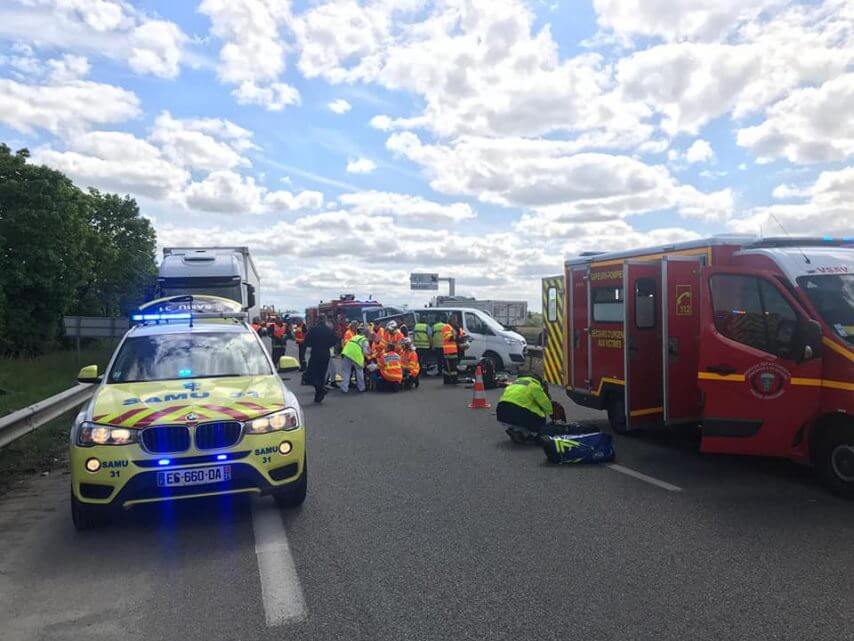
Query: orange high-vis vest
273 324 286 339
404 351 420 377
386 329 403 350
441 324 458 356
294 326 306 344
379 351 403 383
342 328 355 347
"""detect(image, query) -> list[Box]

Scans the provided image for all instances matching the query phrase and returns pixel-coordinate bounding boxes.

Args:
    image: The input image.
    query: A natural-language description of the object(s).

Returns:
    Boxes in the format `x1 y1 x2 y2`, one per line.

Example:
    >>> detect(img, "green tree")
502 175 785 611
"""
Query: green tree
0 145 91 354
72 190 156 317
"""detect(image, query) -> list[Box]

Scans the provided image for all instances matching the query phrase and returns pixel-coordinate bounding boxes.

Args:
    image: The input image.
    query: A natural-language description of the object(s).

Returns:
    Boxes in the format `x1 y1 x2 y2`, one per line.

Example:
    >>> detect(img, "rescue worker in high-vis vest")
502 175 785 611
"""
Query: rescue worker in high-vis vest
496 375 552 432
400 339 420 390
342 321 357 348
271 318 287 362
441 318 460 385
431 319 446 374
412 320 432 367
339 326 371 393
294 321 308 371
384 320 403 352
377 344 403 392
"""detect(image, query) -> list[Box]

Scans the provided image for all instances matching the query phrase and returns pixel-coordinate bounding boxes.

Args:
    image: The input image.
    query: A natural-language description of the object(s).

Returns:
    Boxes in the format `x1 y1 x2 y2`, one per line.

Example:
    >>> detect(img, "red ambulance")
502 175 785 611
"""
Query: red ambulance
542 236 854 496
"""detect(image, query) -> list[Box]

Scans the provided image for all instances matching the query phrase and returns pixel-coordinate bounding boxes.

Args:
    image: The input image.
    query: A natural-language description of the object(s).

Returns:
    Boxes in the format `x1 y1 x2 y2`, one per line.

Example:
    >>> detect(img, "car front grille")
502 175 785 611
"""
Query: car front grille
194 421 243 450
141 425 190 453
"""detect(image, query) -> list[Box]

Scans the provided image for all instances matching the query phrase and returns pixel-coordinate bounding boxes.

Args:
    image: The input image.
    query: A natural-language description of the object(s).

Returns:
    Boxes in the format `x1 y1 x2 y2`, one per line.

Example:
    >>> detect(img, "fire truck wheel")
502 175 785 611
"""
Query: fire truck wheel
818 423 854 499
606 396 629 435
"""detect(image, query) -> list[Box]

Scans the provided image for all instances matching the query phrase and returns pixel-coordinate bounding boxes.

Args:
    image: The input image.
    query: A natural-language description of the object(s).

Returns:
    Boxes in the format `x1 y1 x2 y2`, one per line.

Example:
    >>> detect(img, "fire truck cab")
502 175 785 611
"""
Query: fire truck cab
551 236 853 497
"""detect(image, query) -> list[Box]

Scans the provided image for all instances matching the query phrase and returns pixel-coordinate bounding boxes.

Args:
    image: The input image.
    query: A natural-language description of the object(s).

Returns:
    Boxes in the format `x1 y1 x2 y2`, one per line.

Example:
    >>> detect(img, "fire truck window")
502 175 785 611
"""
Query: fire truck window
547 287 558 322
710 275 797 357
635 278 656 329
593 287 623 323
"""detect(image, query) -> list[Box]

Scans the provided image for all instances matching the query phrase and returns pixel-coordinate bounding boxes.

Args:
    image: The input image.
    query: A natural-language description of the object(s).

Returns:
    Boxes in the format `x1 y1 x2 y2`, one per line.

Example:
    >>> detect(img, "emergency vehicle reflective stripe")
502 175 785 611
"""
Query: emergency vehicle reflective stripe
541 277 564 385
629 407 664 417
98 401 287 427
698 372 854 391
697 372 745 382
822 336 854 362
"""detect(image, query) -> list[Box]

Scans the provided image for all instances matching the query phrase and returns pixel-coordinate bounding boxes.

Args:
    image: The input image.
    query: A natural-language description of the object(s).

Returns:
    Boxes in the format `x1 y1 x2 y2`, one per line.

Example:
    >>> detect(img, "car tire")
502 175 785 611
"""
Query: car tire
607 395 630 435
71 492 110 530
483 351 504 373
273 457 307 508
817 422 854 500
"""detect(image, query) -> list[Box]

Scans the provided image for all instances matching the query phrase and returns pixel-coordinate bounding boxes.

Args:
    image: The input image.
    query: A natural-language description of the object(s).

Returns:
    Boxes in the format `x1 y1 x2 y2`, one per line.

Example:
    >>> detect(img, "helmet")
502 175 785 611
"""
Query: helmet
387 320 398 330
402 338 412 347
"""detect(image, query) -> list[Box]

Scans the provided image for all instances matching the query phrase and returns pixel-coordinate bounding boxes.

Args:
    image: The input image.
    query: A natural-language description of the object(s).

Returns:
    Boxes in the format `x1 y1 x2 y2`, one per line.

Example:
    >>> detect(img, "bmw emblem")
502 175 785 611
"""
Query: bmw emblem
185 412 199 422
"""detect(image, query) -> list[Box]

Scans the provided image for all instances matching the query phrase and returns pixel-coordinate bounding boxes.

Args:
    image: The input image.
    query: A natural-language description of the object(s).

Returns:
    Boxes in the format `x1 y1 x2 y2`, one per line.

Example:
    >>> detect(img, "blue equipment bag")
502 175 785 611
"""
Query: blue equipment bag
541 432 615 464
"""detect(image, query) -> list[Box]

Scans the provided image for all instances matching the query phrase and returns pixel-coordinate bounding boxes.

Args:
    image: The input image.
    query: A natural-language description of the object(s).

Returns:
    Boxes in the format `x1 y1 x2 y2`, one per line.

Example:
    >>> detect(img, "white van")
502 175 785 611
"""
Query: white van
375 307 527 372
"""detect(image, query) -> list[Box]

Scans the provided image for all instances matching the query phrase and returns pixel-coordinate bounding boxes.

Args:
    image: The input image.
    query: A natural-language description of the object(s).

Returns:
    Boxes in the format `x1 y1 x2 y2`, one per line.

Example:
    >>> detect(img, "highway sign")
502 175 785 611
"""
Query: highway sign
410 272 439 290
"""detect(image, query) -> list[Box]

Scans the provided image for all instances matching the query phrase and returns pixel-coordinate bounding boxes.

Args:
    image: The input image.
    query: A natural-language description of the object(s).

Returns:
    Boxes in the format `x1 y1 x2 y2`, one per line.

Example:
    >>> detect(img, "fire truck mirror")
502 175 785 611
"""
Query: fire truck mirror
798 319 823 362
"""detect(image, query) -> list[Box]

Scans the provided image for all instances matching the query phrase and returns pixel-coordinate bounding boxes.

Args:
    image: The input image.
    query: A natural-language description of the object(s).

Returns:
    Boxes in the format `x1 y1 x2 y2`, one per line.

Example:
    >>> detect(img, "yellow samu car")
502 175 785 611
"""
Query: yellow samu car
69 296 306 530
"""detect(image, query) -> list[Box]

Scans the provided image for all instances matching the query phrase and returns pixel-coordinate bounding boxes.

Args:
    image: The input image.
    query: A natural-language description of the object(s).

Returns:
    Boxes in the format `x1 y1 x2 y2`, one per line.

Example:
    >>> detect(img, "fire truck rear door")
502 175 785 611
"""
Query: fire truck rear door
570 267 590 391
698 267 823 457
541 276 565 386
662 256 703 424
624 261 663 429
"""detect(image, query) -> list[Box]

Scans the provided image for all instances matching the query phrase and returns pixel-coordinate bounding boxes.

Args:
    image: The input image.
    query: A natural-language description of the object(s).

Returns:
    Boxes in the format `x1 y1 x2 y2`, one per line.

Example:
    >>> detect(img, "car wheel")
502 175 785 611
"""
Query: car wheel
607 395 629 435
71 491 110 530
483 351 504 372
817 423 854 500
273 457 307 508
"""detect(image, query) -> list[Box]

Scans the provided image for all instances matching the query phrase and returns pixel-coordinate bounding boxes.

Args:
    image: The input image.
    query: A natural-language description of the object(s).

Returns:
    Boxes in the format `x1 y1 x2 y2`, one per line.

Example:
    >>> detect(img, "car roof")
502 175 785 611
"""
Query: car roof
127 321 251 338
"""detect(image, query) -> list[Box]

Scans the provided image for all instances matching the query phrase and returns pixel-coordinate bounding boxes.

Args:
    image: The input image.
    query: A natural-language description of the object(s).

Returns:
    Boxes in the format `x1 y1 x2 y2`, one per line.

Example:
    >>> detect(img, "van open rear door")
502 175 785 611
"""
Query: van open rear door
697 267 823 457
662 256 702 424
624 261 663 429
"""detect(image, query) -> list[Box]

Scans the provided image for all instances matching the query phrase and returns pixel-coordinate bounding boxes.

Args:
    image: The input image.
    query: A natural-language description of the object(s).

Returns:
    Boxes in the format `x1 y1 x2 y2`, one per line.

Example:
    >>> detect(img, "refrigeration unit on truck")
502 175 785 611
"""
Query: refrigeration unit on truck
158 247 260 320
543 236 854 497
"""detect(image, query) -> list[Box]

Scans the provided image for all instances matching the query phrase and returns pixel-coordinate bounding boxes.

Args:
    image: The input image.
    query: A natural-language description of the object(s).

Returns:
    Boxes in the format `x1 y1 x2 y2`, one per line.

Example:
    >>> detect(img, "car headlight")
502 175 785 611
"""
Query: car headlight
76 422 139 447
245 408 300 434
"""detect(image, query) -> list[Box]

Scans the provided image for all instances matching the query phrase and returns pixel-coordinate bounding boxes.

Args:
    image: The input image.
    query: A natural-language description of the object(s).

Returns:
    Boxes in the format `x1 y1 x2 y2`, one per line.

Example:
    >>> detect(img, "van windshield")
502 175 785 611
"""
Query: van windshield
798 274 854 346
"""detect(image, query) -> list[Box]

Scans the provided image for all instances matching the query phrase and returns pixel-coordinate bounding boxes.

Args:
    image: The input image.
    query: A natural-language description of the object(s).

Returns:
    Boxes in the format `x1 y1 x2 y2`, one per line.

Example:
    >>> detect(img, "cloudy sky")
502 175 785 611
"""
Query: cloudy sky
1 0 852 313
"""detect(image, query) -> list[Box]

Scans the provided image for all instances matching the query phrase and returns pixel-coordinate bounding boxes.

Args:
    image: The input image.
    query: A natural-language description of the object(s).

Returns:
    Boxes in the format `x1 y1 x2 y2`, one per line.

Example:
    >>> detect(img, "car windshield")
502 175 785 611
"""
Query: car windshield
798 274 854 345
108 331 272 383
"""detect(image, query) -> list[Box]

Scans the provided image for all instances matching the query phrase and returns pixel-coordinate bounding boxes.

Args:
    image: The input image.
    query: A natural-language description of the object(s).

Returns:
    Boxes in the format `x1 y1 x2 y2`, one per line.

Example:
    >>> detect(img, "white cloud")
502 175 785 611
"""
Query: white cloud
730 166 854 235
685 139 714 164
185 170 266 213
31 131 189 199
0 76 139 135
338 191 476 223
346 157 377 174
46 54 90 82
328 98 351 114
149 111 254 173
232 81 300 111
265 189 325 211
386 132 732 220
0 1 187 78
737 73 854 164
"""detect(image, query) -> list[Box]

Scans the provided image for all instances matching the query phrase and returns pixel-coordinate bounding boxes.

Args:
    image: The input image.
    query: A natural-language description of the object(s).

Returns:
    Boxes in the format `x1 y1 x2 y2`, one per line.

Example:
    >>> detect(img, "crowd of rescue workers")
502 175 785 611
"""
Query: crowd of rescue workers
249 313 469 403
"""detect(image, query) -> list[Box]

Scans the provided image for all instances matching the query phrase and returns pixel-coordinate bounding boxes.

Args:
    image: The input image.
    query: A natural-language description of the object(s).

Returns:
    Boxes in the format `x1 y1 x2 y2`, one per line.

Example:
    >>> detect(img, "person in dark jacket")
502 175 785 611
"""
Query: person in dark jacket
305 316 338 403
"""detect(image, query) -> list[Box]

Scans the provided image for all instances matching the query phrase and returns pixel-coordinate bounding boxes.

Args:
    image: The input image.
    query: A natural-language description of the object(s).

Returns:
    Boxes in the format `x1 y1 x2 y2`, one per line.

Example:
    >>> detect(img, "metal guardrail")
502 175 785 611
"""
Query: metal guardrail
0 383 95 449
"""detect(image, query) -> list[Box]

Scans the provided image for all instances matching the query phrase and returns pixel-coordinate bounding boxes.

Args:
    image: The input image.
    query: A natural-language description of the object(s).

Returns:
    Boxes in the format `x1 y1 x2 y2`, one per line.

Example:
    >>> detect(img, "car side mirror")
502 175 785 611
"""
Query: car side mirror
77 364 101 383
246 283 256 310
278 355 300 373
797 319 823 362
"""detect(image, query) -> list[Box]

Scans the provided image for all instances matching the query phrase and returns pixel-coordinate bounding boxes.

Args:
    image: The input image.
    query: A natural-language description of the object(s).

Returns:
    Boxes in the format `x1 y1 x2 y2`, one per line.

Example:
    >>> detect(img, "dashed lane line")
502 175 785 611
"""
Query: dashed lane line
607 463 683 493
250 497 308 626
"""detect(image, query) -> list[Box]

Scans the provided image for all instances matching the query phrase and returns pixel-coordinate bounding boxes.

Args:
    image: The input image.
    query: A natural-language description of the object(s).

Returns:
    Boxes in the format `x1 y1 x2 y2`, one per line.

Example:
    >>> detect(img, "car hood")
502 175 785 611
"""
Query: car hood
90 375 286 428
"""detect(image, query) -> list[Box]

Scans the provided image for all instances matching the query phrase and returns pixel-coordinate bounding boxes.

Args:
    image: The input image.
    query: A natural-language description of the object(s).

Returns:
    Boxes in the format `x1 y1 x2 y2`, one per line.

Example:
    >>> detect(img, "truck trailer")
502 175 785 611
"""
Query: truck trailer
158 247 260 319
430 296 528 327
542 236 853 497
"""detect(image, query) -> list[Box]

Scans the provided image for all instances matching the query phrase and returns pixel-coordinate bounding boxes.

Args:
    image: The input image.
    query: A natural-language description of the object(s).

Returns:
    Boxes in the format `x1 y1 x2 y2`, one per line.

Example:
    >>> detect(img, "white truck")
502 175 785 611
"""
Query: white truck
157 247 261 319
430 296 528 328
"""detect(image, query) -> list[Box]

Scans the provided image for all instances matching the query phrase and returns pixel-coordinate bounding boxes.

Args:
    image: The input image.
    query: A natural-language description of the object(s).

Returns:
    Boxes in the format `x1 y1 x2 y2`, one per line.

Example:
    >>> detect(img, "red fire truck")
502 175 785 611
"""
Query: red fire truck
305 295 386 338
541 236 853 496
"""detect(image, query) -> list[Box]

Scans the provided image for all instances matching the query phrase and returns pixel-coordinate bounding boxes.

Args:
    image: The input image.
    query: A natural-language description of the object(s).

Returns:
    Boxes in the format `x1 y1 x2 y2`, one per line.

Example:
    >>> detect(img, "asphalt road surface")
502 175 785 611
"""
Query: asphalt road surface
1 359 852 641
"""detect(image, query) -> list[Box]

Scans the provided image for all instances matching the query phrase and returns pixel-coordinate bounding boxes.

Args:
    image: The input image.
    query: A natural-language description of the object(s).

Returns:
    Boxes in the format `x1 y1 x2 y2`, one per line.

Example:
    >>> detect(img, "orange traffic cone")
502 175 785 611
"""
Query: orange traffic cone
469 365 491 409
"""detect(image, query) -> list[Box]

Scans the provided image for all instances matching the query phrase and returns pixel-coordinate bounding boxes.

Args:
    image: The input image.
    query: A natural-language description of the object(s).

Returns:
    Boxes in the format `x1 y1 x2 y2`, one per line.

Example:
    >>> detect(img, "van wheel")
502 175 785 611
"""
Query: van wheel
273 457 307 508
607 396 629 435
817 423 854 500
71 492 110 530
483 351 503 372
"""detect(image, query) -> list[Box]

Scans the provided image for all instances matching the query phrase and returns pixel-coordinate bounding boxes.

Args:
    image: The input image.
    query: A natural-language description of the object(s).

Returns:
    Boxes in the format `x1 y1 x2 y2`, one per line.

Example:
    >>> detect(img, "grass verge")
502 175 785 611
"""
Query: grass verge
0 342 114 497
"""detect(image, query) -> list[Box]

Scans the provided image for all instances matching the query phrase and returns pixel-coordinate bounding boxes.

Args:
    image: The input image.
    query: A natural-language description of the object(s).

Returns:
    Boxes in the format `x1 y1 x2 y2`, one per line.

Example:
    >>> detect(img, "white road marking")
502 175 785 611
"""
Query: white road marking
250 497 308 626
607 464 683 493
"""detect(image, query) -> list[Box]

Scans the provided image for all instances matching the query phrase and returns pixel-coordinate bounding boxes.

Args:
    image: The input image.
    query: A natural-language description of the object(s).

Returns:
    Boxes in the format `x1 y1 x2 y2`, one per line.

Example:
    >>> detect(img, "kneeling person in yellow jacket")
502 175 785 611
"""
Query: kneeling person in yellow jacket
496 375 552 432
339 327 371 393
